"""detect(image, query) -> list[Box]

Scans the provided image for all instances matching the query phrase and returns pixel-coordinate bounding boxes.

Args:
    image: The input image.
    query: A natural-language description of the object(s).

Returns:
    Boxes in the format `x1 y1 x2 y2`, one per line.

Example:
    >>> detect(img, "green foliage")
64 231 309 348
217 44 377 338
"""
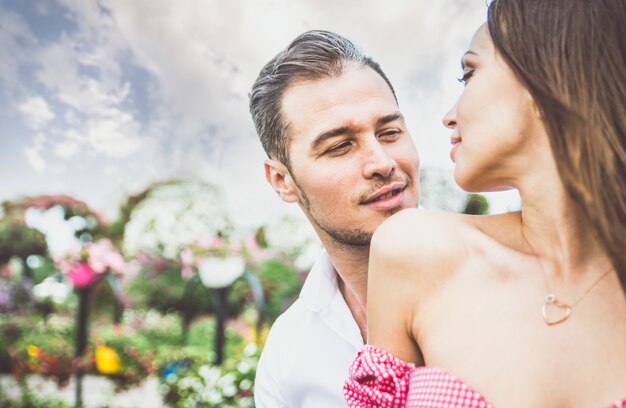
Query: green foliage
1 308 262 406
0 218 47 265
27 257 61 286
94 330 155 391
126 264 214 317
0 315 29 373
256 259 301 322
462 193 490 215
7 314 78 386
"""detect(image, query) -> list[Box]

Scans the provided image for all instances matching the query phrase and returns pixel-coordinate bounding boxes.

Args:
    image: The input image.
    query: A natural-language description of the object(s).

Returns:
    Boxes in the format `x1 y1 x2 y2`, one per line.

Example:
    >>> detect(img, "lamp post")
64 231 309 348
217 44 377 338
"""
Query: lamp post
74 286 90 407
197 256 245 365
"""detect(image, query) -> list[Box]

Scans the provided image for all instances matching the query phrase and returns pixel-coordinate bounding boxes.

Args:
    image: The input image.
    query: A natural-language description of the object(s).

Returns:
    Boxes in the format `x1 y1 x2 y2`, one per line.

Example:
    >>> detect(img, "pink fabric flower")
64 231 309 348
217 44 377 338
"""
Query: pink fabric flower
67 263 99 288
344 345 415 408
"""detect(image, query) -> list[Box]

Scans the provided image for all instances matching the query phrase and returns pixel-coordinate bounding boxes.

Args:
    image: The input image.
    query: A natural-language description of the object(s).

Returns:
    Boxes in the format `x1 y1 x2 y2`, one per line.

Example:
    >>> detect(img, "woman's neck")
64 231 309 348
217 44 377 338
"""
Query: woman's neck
517 173 610 283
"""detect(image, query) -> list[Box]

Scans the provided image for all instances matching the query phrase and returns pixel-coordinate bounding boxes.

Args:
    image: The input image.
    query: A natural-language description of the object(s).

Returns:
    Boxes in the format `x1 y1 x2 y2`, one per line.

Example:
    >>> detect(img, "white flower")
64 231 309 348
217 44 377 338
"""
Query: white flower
219 373 236 387
198 365 221 383
204 389 223 404
32 277 71 303
222 384 237 397
217 373 237 397
243 343 257 357
123 181 232 259
239 379 252 391
237 361 251 374
264 214 321 269
197 256 245 288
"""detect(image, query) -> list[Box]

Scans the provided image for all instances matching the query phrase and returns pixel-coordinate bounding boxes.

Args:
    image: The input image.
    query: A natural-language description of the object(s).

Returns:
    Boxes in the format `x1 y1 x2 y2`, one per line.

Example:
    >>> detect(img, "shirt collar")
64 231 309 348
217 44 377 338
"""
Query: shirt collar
299 250 364 349
299 249 338 312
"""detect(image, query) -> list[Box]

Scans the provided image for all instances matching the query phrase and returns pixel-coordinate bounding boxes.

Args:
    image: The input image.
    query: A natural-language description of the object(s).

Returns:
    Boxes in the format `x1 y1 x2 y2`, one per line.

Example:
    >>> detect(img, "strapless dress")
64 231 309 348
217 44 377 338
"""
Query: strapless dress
344 345 626 408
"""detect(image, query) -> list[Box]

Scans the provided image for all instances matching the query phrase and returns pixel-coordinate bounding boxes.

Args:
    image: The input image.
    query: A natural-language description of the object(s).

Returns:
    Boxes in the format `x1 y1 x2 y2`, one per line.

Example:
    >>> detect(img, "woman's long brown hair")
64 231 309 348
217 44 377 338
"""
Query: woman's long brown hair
487 0 626 293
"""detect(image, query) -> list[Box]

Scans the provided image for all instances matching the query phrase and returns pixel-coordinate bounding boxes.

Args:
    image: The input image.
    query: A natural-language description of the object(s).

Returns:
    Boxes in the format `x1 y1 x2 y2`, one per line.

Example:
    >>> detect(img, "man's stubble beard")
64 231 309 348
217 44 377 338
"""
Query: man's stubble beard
294 178 402 248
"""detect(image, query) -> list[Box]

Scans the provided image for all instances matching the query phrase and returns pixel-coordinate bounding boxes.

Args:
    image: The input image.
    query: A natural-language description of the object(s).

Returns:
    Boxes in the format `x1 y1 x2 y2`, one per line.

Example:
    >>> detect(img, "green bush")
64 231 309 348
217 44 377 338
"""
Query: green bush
256 259 301 323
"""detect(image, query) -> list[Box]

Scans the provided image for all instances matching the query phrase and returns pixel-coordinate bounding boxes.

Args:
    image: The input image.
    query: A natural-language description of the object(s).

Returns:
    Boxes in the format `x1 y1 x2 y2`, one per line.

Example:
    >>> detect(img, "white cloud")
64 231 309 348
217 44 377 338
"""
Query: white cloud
0 9 37 87
54 138 80 158
24 133 47 173
29 10 149 160
16 96 55 129
24 146 45 173
84 109 143 158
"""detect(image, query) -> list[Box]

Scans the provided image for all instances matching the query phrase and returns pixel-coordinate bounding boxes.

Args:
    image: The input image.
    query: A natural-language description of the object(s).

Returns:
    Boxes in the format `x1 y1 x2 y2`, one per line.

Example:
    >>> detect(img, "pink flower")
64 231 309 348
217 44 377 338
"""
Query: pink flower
243 235 269 264
181 264 194 280
86 239 126 275
67 263 99 288
196 235 224 249
104 251 126 275
180 248 194 267
180 248 195 279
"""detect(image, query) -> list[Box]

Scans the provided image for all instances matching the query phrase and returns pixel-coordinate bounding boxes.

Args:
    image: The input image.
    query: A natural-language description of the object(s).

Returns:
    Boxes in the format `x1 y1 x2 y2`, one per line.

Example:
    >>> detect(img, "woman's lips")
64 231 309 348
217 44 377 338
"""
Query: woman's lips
450 141 461 162
450 136 462 162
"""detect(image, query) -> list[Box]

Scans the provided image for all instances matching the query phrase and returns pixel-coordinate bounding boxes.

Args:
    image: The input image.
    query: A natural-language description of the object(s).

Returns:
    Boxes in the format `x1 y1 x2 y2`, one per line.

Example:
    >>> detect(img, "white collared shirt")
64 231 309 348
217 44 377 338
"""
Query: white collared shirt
254 250 363 407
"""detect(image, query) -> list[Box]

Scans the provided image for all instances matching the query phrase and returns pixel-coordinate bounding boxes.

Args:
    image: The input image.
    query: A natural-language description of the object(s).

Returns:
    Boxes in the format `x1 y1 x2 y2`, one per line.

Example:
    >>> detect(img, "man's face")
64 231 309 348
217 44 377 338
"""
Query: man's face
271 62 420 247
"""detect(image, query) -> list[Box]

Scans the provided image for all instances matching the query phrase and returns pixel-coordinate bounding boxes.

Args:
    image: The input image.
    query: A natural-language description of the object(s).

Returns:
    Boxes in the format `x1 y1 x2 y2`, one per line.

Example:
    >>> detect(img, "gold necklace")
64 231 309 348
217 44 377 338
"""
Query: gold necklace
521 231 613 326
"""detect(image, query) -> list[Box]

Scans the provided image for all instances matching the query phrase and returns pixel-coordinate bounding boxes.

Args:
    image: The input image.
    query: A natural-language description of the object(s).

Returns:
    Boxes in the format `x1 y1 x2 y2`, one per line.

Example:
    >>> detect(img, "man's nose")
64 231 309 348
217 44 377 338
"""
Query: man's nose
363 140 395 179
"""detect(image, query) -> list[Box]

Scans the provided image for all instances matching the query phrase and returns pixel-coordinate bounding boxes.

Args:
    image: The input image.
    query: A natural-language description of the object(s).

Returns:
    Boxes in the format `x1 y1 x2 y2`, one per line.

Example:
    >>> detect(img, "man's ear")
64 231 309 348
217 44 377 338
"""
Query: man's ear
264 159 300 203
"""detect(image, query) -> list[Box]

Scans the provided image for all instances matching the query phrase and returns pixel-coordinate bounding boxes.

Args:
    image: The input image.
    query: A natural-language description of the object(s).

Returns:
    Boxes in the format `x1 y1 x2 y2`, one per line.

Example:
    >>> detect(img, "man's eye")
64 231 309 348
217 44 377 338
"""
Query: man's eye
326 142 351 154
379 129 401 139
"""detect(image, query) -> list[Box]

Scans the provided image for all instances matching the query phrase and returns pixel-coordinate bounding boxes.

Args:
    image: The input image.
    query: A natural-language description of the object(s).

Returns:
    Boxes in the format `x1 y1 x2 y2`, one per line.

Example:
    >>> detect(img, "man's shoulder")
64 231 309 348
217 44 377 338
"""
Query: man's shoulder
263 297 314 346
255 299 325 393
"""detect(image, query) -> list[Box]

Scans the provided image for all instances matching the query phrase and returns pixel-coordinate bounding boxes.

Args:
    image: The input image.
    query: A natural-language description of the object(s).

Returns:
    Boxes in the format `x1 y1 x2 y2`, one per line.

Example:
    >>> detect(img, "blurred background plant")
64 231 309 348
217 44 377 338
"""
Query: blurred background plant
0 179 316 407
0 175 488 406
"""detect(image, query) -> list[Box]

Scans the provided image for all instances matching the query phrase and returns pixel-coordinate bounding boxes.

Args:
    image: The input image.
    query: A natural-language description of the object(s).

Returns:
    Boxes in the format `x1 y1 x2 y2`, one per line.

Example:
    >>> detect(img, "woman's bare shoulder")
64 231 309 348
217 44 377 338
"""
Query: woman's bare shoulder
372 208 476 263
368 209 520 294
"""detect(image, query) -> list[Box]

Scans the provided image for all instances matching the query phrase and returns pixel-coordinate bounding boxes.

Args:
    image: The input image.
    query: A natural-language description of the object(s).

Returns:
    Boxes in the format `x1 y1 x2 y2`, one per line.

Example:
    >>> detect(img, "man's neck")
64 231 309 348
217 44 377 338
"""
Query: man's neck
324 243 370 343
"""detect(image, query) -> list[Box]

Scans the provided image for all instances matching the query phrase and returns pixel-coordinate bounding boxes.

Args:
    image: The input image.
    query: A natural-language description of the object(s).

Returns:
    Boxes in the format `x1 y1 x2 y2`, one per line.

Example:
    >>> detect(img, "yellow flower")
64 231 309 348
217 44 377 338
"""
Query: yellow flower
95 345 122 375
254 324 271 346
26 345 40 358
25 345 41 372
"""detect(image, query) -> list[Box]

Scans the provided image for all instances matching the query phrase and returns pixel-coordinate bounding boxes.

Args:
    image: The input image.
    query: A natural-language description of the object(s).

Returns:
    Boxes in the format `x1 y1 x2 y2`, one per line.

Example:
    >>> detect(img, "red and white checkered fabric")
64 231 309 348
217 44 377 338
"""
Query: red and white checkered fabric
344 345 492 408
345 345 626 408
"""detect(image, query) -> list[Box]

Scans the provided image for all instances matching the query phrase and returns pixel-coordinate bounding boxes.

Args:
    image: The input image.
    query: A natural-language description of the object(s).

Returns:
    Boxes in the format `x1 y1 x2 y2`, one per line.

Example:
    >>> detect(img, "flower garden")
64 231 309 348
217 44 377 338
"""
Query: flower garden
0 180 316 407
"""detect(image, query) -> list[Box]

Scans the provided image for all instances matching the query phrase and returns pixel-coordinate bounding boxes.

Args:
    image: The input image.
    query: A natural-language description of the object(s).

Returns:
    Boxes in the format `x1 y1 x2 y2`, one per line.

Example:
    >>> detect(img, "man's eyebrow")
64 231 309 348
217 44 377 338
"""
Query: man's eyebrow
376 112 404 128
310 126 351 152
461 50 478 69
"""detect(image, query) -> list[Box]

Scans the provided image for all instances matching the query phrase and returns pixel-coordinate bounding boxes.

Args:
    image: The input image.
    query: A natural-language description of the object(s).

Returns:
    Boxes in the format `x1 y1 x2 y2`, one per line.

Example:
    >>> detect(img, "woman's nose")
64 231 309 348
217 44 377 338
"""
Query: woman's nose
442 102 458 129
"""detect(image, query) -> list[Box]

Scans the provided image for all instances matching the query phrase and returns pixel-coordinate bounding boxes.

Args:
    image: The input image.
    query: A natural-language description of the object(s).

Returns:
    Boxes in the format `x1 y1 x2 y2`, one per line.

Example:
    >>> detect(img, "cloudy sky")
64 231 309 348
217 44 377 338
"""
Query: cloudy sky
0 0 520 227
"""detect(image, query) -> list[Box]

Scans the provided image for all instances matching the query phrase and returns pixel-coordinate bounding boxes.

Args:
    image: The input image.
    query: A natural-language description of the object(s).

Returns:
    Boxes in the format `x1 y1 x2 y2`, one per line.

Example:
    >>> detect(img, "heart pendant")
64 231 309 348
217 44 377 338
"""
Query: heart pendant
542 294 572 325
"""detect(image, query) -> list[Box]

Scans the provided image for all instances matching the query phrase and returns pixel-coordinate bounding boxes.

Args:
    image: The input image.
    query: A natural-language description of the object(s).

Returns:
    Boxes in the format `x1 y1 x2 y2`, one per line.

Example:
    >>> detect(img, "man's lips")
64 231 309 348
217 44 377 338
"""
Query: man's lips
360 182 406 210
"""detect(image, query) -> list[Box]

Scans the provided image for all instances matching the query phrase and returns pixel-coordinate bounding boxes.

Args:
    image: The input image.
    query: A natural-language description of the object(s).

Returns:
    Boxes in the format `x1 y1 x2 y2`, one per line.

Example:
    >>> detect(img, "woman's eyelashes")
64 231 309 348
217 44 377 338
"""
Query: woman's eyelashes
457 69 475 84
